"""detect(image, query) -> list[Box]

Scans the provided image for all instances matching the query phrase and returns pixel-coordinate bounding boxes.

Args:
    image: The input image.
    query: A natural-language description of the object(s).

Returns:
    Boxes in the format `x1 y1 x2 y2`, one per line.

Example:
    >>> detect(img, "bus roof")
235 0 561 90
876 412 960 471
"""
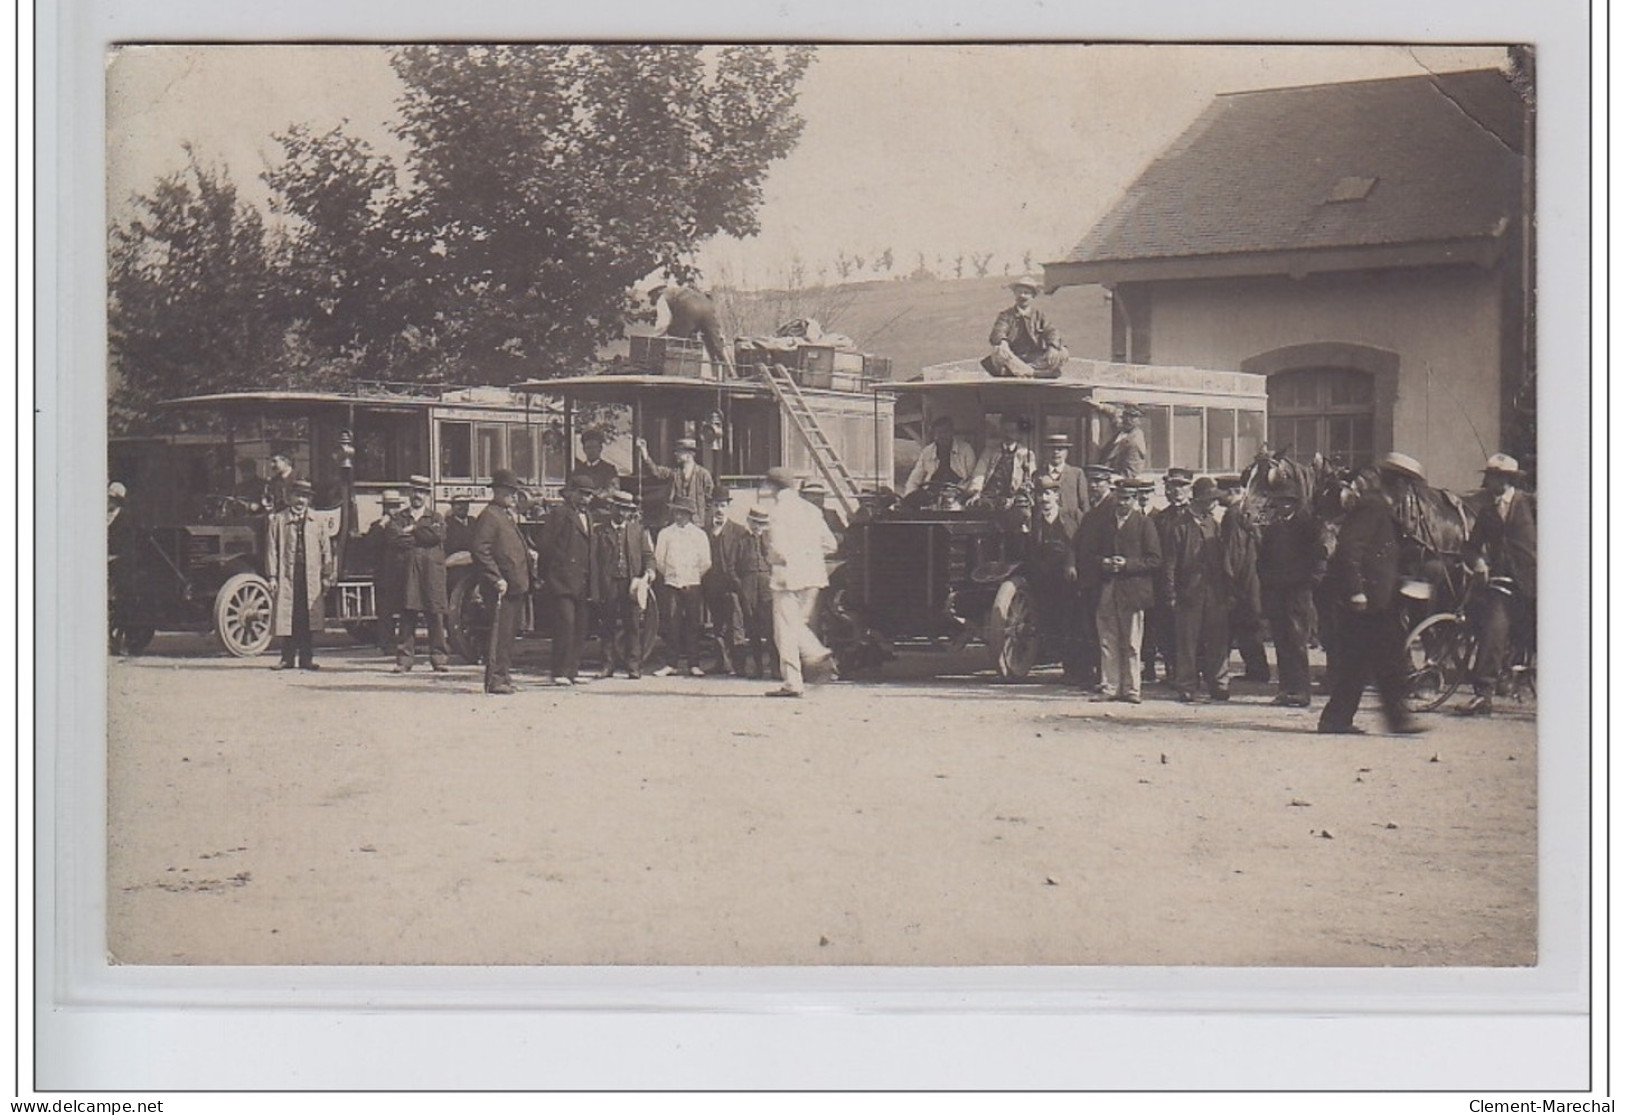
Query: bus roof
885 358 1267 400
160 385 550 413
512 372 885 405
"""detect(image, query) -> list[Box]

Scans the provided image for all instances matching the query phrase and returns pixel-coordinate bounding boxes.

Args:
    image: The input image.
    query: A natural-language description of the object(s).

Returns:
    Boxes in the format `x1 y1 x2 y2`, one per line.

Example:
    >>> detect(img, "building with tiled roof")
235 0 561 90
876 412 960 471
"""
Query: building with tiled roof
1044 67 1533 489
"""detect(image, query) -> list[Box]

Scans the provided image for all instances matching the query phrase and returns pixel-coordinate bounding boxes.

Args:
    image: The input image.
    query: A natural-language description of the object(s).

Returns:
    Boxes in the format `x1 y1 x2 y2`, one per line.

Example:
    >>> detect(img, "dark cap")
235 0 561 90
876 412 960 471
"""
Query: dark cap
290 479 314 496
1165 467 1195 483
1084 465 1116 481
490 468 521 491
580 428 605 444
1191 476 1219 501
568 472 598 493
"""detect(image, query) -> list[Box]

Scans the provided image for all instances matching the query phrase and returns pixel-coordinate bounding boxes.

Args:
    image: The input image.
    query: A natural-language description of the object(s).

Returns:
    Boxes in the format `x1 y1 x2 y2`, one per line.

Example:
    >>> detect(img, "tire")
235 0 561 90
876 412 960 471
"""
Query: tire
213 572 274 658
987 576 1039 680
1403 612 1473 712
447 576 492 665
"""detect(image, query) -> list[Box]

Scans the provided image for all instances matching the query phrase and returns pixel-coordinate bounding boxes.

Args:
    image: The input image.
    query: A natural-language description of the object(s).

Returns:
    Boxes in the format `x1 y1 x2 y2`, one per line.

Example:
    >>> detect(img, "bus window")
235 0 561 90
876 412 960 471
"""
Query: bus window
440 421 473 480
1206 409 1236 471
1171 406 1203 470
509 425 538 483
476 425 506 479
1237 409 1265 464
1142 404 1171 470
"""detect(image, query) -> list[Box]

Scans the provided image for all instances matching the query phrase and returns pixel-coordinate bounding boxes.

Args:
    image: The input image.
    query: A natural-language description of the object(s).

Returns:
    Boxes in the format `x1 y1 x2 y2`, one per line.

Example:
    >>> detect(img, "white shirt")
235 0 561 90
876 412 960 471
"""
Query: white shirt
766 489 837 591
653 521 712 588
903 438 979 495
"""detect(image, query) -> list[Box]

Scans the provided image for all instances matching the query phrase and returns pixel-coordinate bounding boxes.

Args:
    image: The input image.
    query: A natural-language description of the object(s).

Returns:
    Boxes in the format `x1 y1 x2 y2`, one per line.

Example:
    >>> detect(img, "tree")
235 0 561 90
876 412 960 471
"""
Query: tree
362 43 815 383
971 251 993 278
834 250 853 281
108 151 295 432
875 247 894 275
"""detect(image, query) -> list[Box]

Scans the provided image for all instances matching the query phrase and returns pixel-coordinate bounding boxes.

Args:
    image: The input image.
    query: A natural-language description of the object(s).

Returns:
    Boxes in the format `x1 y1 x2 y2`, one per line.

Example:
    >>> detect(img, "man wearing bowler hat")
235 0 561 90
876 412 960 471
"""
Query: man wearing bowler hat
1163 476 1230 702
539 472 600 686
635 433 715 530
1316 453 1428 735
701 491 750 674
1456 453 1537 716
471 468 532 694
982 275 1068 378
387 475 451 673
266 479 335 672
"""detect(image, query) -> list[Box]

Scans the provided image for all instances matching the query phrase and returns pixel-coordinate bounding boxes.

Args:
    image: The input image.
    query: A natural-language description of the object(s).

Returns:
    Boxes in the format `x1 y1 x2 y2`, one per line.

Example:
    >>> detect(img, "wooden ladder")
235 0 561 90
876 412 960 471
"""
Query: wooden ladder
759 363 862 518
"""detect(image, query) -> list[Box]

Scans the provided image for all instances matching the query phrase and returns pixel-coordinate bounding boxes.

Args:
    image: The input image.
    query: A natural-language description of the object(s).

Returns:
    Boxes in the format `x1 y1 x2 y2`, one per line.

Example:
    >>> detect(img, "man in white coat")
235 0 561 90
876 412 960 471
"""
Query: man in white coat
762 467 838 697
266 479 336 671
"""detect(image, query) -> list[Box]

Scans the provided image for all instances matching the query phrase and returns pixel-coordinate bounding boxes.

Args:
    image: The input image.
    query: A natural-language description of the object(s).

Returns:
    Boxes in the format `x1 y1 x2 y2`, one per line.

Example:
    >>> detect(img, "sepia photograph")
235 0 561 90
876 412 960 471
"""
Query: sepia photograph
100 42 1542 970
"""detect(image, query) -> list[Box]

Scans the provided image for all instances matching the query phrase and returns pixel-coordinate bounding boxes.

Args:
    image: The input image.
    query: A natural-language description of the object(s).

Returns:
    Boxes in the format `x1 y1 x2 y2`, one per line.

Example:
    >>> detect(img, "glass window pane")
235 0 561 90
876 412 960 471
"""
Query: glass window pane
1206 409 1235 471
1171 406 1203 470
1236 409 1264 465
476 425 505 480
439 421 473 480
509 426 537 483
1142 404 1170 471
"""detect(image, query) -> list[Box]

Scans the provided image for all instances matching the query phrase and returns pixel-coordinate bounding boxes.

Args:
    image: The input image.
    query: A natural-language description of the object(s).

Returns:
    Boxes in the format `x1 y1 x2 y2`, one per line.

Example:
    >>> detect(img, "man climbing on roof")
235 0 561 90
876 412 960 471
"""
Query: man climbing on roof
651 281 733 375
981 275 1069 379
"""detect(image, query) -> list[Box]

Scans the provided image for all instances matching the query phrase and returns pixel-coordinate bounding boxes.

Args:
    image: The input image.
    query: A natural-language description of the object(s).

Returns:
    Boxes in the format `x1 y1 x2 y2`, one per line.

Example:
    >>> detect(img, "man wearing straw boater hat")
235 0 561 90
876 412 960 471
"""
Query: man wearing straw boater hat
982 275 1068 378
1316 452 1429 736
387 475 452 674
470 468 531 695
1456 452 1537 716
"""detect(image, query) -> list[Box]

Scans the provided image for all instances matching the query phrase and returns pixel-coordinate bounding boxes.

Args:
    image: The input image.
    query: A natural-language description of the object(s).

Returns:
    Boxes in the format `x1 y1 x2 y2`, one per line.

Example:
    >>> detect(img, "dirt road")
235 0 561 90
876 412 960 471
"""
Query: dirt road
107 635 1536 966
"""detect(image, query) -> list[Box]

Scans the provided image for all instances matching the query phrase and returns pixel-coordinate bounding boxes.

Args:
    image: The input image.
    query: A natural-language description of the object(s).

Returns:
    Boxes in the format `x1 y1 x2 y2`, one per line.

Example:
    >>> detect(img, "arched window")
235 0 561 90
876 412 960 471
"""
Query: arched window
1267 367 1376 469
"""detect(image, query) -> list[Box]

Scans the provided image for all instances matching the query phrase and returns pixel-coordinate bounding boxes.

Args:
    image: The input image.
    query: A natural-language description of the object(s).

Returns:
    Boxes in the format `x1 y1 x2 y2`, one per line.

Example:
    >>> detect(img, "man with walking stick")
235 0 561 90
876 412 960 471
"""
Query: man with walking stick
471 468 532 695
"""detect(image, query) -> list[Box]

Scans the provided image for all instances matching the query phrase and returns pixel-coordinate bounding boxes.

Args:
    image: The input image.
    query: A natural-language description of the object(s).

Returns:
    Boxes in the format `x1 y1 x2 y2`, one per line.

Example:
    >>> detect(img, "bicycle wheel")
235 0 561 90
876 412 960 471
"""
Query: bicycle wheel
1403 613 1475 712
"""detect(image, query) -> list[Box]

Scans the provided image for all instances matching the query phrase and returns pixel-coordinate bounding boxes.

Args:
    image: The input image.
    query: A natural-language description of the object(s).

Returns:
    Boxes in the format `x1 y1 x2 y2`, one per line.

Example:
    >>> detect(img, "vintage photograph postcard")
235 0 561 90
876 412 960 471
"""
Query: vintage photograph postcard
102 42 1541 968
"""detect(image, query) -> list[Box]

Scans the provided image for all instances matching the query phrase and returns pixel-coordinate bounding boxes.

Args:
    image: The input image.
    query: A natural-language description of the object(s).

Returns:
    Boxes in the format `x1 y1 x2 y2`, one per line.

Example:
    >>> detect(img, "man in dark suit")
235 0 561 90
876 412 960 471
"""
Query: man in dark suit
1258 481 1326 708
1077 477 1161 704
1070 465 1118 690
387 475 451 673
701 492 751 674
1316 454 1428 736
1163 476 1230 702
1217 475 1270 683
573 428 621 492
592 489 656 679
470 468 532 695
443 498 476 557
539 472 599 685
1142 468 1192 684
1035 433 1090 519
1457 453 1537 716
1028 476 1082 679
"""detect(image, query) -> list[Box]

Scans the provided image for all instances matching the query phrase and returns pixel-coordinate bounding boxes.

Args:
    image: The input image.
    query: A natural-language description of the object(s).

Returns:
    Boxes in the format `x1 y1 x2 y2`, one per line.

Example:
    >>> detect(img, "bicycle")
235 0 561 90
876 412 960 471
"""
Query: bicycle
1403 573 1534 712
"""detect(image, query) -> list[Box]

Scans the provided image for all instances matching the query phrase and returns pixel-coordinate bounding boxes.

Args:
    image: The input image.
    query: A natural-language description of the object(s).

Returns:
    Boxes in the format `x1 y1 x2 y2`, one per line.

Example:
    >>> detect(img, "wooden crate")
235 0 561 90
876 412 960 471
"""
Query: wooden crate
862 354 894 381
830 371 866 393
799 367 835 390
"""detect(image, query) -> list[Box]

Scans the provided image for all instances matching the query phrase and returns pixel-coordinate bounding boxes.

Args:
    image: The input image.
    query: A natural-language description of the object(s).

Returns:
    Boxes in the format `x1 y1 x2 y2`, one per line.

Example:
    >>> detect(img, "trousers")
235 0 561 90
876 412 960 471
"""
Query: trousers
550 593 588 680
1172 592 1230 695
1096 581 1146 699
396 609 449 669
600 583 648 674
1264 584 1314 698
772 586 830 692
1317 608 1413 731
484 595 522 691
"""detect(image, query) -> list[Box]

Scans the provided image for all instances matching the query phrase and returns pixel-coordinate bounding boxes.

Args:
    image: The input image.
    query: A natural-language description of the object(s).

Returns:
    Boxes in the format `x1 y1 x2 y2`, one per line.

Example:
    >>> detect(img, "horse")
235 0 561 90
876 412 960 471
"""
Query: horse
1388 475 1479 623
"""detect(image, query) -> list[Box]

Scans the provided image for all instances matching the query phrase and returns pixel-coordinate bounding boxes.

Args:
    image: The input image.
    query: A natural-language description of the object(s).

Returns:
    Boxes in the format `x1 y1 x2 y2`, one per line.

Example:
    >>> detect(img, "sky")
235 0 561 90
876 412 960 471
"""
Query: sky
106 43 1511 289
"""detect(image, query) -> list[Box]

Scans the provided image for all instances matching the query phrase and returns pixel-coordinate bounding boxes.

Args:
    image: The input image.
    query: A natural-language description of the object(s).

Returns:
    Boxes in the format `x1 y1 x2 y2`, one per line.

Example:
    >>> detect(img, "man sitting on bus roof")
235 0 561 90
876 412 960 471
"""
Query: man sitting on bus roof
982 275 1068 379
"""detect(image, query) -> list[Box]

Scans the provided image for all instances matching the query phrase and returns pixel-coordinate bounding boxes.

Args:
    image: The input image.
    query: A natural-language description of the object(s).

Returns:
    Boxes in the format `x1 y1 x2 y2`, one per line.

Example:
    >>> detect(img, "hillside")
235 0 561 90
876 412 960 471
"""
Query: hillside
606 276 1115 379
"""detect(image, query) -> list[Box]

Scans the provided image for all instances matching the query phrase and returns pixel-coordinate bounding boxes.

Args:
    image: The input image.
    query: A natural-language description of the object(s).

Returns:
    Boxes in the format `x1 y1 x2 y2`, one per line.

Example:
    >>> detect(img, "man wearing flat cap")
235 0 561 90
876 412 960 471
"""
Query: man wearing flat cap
1074 474 1161 704
592 489 656 679
1029 475 1083 678
983 276 1068 379
386 475 451 673
1093 402 1149 479
635 433 715 531
266 479 335 672
471 468 532 694
1316 454 1427 735
1140 468 1192 685
1036 432 1090 519
1216 475 1270 684
1456 453 1537 716
539 472 601 686
1069 466 1120 689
